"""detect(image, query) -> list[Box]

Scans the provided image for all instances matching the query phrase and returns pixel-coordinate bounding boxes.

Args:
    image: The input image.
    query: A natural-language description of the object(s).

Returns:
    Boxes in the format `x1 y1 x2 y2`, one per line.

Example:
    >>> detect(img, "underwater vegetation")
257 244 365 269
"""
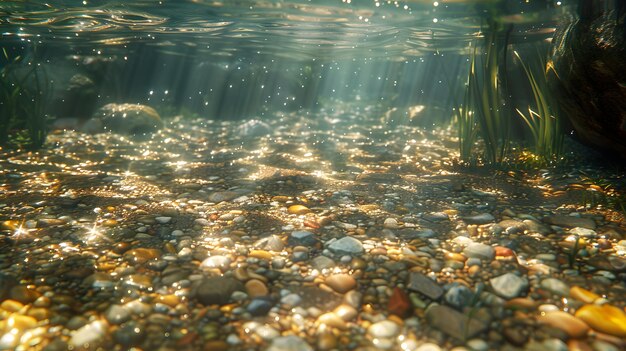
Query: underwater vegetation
456 22 565 167
514 51 564 163
0 48 51 150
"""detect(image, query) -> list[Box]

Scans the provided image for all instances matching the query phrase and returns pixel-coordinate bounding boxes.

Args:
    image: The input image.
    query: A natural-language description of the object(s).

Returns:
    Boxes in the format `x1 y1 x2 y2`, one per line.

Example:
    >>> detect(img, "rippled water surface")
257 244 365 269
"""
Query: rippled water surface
1 0 571 59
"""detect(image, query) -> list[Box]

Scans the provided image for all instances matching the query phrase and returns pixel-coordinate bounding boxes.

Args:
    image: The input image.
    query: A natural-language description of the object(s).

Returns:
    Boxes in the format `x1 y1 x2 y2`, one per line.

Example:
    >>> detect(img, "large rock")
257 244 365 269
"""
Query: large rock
92 103 163 136
550 6 626 157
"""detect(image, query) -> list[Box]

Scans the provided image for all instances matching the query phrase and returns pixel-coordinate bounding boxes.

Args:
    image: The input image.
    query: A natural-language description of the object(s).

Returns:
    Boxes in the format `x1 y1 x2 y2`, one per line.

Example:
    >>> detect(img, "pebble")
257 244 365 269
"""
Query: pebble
105 304 131 325
155 216 172 224
569 286 600 303
201 255 231 272
368 320 400 338
463 243 495 261
288 230 318 246
288 205 311 215
328 237 364 255
540 278 570 297
463 213 495 224
490 273 528 299
384 218 400 229
538 311 590 338
574 304 626 337
425 304 488 341
416 343 442 351
267 335 313 351
544 215 596 229
245 279 269 297
69 320 108 348
317 312 347 329
195 277 244 305
444 284 474 309
324 274 357 294
407 272 443 300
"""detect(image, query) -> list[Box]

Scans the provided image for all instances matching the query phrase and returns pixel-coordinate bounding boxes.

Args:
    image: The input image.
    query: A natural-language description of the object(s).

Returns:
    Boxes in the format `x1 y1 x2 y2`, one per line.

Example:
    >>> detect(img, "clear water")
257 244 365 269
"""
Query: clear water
1 0 572 118
5 2 626 351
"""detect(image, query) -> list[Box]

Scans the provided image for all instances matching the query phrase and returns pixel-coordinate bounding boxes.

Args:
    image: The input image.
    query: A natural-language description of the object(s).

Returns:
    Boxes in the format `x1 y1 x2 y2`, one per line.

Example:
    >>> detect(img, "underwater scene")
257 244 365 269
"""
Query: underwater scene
0 0 625 350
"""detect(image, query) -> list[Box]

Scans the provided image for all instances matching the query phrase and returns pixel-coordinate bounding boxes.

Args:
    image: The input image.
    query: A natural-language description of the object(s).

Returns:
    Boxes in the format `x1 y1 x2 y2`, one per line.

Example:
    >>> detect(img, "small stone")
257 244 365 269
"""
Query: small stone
255 235 285 251
312 256 335 270
569 286 600 304
368 320 400 338
423 212 449 222
105 304 131 325
425 304 488 341
540 278 570 297
328 237 364 255
195 277 244 305
325 274 357 294
463 243 495 261
245 279 269 297
407 272 443 300
575 304 626 337
490 273 528 299
317 312 347 330
569 227 597 237
538 311 590 338
544 215 596 229
280 294 302 308
333 304 358 321
288 231 318 246
113 321 145 347
247 297 274 316
124 248 160 264
317 333 338 350
267 335 313 351
416 343 442 351
444 284 474 309
384 218 400 229
155 216 171 224
70 320 108 348
388 287 412 318
288 205 311 215
467 339 489 351
201 255 231 272
463 213 495 224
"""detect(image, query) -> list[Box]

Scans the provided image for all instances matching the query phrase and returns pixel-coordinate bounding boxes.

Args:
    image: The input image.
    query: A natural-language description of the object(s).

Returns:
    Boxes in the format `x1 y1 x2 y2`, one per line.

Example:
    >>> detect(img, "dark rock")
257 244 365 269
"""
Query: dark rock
194 277 244 305
444 284 475 310
288 231 318 247
425 304 488 341
113 321 146 347
0 273 18 301
247 297 274 316
407 272 443 300
550 7 626 156
543 215 596 230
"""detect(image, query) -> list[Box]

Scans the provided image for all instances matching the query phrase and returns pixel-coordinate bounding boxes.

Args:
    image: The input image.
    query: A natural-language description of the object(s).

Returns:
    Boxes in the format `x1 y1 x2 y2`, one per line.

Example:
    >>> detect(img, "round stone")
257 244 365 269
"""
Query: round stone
325 274 357 294
368 320 400 338
245 279 269 297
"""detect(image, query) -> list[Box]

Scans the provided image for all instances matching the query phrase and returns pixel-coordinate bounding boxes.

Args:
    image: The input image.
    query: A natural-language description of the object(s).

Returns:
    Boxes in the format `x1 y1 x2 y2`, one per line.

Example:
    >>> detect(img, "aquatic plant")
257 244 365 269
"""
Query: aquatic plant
456 25 510 165
514 51 563 162
456 47 479 164
0 48 51 150
471 27 510 165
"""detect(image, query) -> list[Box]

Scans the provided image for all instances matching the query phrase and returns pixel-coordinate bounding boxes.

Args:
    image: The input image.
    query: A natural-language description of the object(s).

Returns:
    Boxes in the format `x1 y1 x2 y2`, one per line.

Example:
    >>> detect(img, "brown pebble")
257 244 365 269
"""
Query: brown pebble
245 279 269 297
325 274 357 294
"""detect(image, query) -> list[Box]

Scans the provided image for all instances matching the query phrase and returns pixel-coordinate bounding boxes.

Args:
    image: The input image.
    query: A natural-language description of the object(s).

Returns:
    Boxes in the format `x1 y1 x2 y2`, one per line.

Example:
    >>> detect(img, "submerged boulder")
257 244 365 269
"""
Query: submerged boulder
550 7 626 157
92 103 163 136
